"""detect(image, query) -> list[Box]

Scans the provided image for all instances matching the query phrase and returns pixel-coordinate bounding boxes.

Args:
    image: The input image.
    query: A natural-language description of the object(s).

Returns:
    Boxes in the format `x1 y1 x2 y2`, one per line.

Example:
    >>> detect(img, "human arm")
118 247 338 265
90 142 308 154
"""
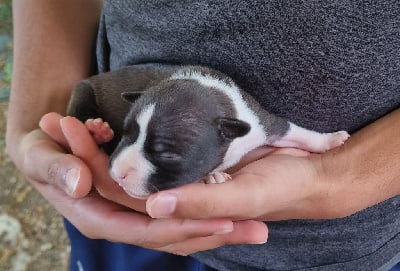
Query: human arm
6 0 102 196
146 107 400 220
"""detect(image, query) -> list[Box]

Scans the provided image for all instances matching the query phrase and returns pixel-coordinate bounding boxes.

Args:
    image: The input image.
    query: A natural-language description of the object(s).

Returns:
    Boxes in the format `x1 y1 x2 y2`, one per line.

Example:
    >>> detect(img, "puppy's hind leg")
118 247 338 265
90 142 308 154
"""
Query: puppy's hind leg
270 123 350 153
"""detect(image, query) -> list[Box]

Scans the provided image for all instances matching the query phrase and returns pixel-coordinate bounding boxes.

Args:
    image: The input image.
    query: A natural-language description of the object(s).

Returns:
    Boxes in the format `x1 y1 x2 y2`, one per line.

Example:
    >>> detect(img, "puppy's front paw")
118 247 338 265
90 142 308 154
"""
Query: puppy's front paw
204 172 232 184
85 118 114 144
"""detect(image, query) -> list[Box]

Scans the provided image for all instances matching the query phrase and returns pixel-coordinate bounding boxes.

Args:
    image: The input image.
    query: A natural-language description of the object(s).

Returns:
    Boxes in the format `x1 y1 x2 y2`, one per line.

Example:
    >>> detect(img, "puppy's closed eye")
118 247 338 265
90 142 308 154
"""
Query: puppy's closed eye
151 142 182 162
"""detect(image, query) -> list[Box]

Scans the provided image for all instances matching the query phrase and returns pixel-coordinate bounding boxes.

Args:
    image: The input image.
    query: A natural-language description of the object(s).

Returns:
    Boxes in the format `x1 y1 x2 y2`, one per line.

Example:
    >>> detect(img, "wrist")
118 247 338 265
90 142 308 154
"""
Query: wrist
6 84 74 152
314 108 400 219
308 149 357 219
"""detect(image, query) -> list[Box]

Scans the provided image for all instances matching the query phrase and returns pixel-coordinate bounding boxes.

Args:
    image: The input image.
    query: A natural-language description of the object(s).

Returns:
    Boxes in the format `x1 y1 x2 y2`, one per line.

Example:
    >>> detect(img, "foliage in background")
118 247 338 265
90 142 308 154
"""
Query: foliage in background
0 0 12 33
4 58 11 81
0 0 12 100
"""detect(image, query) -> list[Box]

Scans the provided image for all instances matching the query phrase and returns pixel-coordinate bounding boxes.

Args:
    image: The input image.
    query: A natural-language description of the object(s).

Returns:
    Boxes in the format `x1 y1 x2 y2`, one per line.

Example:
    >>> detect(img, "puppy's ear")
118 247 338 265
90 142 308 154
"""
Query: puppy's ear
216 118 251 141
121 91 144 103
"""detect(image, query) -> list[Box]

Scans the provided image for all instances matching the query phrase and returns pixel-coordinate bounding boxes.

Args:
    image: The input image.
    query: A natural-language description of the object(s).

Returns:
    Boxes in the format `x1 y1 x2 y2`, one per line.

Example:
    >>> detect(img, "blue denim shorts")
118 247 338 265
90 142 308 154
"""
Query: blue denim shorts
64 219 215 271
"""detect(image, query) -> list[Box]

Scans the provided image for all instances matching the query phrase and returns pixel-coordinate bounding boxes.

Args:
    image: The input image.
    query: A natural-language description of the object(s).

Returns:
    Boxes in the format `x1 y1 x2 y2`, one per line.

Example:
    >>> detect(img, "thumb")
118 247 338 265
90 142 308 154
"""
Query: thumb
146 180 263 220
23 136 92 198
39 112 69 147
146 149 313 220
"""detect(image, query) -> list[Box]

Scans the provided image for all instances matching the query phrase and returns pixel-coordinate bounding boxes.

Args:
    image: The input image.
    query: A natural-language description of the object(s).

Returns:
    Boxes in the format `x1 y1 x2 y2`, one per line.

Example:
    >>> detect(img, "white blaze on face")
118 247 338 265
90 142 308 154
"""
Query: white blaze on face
109 104 156 199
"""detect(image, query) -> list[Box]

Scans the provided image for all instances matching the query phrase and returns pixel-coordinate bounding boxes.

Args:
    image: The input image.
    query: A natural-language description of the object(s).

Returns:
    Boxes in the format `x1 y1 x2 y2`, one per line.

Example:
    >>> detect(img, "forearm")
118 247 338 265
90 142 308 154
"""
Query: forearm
317 107 400 217
7 0 102 145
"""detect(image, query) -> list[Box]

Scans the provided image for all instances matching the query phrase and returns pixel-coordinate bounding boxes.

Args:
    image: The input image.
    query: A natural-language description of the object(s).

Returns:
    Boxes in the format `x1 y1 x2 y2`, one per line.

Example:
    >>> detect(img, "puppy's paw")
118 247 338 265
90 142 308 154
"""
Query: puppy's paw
85 118 114 144
327 131 350 150
204 172 232 184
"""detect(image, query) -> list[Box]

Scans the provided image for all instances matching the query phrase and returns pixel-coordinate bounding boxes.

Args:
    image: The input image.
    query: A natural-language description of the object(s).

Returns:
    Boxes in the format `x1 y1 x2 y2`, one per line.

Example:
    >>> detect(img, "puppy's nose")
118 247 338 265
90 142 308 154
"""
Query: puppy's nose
118 168 136 181
110 167 135 183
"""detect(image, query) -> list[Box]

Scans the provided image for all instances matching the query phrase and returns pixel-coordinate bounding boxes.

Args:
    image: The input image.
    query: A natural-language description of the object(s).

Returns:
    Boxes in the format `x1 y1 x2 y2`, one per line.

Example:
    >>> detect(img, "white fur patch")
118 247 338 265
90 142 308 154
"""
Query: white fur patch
136 104 156 149
171 70 268 170
109 104 156 198
171 70 236 94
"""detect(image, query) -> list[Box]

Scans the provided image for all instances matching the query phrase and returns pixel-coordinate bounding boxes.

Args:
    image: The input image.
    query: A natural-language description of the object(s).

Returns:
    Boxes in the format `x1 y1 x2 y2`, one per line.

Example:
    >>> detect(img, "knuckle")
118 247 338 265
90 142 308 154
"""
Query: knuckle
46 159 62 185
22 143 39 176
22 138 70 183
23 141 53 180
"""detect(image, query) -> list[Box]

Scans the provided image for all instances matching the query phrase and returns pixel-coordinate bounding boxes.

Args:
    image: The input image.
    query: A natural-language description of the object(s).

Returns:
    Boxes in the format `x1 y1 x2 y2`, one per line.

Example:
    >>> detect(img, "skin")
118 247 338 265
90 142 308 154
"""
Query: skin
6 0 268 256
6 0 400 257
145 107 400 221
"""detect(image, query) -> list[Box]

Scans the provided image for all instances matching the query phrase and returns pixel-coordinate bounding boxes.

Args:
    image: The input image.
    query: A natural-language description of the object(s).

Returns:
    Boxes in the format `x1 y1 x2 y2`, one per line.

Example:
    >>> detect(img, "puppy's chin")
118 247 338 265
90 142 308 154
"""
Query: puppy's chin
115 177 151 199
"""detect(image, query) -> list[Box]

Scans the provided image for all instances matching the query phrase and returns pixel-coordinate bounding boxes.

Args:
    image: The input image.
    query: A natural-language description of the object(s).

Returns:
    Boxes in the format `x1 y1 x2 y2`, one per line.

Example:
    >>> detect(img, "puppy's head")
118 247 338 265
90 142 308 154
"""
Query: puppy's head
109 79 250 198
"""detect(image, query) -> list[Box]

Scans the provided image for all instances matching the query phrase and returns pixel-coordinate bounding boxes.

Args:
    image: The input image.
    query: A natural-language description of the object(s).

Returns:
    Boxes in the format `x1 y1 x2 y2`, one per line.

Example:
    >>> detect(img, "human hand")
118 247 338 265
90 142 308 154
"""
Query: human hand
39 112 148 212
146 146 346 221
36 112 268 255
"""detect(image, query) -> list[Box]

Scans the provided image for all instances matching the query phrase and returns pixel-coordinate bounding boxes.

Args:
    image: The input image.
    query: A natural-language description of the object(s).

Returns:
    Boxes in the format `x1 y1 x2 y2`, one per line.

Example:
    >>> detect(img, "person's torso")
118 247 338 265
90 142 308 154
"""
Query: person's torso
96 1 400 270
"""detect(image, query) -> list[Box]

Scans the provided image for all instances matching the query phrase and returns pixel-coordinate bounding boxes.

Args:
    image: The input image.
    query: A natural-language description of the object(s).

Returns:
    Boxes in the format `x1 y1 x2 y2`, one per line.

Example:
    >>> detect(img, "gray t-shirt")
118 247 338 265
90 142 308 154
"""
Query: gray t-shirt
96 1 400 270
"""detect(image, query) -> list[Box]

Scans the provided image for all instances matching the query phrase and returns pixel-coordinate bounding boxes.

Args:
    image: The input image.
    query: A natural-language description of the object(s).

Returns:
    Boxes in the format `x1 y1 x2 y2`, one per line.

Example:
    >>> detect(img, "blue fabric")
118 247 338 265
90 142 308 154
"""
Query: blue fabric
391 263 400 271
64 219 216 271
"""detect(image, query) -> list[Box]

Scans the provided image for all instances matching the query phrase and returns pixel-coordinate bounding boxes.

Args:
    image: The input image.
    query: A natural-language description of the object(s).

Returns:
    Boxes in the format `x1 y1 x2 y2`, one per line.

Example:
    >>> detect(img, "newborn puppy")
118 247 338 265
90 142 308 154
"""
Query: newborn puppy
68 64 349 199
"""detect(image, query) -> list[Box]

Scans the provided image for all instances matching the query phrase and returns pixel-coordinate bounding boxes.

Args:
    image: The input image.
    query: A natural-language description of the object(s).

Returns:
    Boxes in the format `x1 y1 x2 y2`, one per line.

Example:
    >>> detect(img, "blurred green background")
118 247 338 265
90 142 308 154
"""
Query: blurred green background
0 0 12 100
0 1 69 270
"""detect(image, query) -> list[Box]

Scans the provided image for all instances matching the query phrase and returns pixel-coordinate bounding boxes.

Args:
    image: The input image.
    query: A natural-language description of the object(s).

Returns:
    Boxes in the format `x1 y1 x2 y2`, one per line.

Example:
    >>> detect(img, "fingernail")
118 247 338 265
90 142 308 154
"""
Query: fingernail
147 193 177 218
250 232 269 245
65 168 80 195
214 223 234 235
250 238 268 245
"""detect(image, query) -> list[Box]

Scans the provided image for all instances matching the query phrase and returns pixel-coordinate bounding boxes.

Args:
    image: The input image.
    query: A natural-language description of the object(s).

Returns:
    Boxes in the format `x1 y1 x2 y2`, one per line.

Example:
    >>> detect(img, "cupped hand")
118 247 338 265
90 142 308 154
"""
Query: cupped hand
146 146 340 222
7 126 93 199
35 112 268 255
39 112 147 212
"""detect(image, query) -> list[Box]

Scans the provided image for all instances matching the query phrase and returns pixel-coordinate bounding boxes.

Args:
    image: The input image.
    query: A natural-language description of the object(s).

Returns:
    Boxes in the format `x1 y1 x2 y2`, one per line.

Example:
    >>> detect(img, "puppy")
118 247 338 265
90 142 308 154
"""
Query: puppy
68 64 349 198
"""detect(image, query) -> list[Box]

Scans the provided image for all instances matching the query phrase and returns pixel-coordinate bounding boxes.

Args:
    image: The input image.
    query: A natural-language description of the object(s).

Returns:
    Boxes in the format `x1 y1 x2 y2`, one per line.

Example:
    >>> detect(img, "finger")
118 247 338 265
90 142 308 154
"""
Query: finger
60 115 148 212
39 112 69 147
129 217 235 249
147 157 298 220
146 147 312 220
227 146 277 173
23 136 92 198
35 165 246 251
158 220 268 256
41 189 238 250
60 116 101 160
146 179 267 220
